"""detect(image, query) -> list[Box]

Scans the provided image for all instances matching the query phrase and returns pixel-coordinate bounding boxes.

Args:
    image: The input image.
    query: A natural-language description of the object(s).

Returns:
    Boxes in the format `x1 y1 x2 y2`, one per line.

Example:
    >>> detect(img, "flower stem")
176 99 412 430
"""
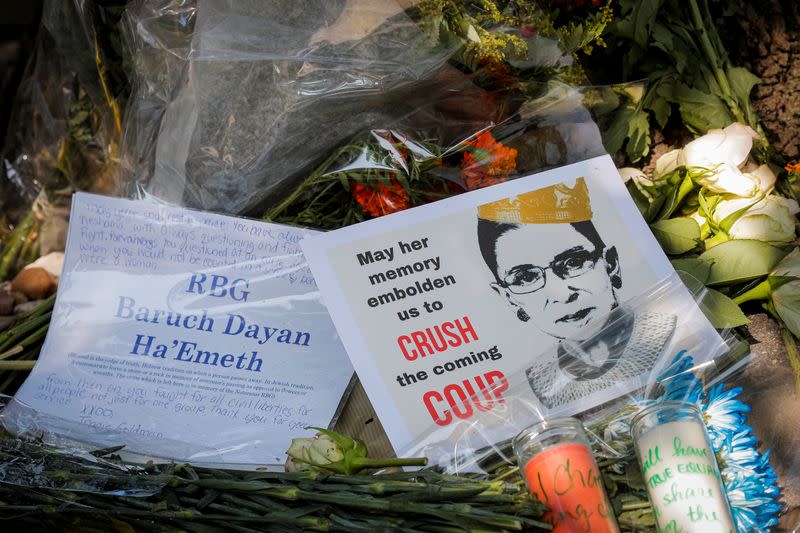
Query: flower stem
687 0 746 125
621 501 652 511
0 211 36 281
733 279 772 305
353 457 428 471
264 146 352 222
0 360 36 370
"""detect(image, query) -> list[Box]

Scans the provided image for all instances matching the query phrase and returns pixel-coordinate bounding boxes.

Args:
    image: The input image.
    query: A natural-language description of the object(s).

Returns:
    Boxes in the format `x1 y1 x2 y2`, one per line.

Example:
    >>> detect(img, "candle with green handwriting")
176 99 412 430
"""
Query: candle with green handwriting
632 402 735 533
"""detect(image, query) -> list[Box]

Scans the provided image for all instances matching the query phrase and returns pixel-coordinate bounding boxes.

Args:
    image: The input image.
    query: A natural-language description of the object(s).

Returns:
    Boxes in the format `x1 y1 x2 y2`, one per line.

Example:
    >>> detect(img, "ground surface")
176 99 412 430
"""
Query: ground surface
731 0 800 160
741 313 800 531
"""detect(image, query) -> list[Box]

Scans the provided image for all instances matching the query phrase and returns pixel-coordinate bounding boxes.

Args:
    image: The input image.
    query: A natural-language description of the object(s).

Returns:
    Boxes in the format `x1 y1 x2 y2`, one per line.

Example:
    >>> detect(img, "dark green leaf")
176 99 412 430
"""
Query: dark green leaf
626 110 652 162
678 271 749 328
645 193 669 223
727 66 761 109
627 181 653 219
633 0 664 48
771 247 800 278
658 82 733 133
772 281 800 337
650 218 701 254
646 94 671 128
656 174 693 220
603 106 635 155
671 257 711 283
769 275 796 292
650 24 688 74
338 173 350 190
699 240 789 285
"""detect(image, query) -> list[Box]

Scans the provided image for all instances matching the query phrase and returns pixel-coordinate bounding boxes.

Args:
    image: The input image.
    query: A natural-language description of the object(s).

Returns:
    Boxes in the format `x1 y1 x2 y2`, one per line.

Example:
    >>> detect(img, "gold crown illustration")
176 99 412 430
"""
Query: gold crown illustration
477 177 592 224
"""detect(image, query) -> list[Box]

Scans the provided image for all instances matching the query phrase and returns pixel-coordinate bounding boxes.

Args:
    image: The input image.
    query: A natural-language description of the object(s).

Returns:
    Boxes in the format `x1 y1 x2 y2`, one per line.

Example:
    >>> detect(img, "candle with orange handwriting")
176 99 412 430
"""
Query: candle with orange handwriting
513 418 620 533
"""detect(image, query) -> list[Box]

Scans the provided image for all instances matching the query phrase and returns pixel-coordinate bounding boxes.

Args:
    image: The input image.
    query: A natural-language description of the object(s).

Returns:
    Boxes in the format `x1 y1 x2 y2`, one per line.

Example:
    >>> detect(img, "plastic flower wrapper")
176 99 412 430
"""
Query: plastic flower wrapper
393 274 788 532
121 0 471 214
262 80 611 230
119 0 616 215
1 0 128 274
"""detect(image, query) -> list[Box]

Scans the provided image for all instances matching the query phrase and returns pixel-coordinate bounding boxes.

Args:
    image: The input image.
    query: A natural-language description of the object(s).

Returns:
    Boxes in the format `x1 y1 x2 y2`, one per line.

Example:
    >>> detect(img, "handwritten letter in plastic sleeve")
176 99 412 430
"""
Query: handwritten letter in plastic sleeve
6 193 354 464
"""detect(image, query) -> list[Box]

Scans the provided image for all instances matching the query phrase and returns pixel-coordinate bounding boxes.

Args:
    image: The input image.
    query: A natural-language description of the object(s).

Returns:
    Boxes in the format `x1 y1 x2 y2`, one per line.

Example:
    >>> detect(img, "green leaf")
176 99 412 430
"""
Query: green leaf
633 0 664 48
678 271 749 328
627 181 653 218
656 174 693 220
650 218 701 254
769 275 796 292
717 195 763 233
658 82 733 133
671 257 711 284
771 247 800 278
699 240 789 285
603 106 635 155
649 25 690 74
772 281 800 337
646 94 671 128
727 66 761 109
626 110 652 162
697 189 722 231
627 181 668 223
645 193 669 223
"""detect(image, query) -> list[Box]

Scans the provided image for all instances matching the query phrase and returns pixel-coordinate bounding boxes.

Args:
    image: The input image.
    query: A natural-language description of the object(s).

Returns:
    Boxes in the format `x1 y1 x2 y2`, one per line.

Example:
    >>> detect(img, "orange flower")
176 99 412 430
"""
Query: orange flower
786 161 800 174
352 178 410 218
460 131 518 190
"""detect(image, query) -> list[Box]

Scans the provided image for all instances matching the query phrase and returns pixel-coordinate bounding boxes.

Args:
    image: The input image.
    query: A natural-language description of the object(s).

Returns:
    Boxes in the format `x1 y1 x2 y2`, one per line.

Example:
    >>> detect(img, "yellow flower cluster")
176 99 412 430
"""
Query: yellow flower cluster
415 0 614 66
465 27 527 65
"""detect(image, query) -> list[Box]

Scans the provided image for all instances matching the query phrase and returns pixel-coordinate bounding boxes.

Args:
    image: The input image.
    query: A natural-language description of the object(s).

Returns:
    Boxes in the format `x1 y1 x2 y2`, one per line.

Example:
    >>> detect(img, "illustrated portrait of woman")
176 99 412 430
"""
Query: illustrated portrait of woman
476 178 676 409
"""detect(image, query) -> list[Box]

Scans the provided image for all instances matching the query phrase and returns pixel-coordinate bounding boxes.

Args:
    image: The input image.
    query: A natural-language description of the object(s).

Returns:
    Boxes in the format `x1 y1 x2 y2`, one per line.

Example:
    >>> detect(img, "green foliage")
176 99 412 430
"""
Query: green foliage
671 257 711 283
679 271 749 328
658 81 735 132
699 240 788 285
413 0 614 76
772 282 800 337
650 217 701 254
598 0 762 161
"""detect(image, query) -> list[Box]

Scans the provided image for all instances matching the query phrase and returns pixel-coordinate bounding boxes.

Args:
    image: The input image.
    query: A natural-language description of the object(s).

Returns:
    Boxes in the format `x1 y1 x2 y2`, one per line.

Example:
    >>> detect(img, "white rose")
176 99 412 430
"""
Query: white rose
654 149 681 177
680 123 758 169
714 195 800 243
745 163 777 194
679 123 760 196
697 163 758 196
285 433 345 472
618 167 649 183
689 210 707 227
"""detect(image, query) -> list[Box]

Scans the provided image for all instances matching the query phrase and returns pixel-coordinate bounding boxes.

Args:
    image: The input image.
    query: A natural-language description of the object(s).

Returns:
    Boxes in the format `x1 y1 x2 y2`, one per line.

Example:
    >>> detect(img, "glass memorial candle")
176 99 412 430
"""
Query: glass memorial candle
631 401 735 533
513 417 620 533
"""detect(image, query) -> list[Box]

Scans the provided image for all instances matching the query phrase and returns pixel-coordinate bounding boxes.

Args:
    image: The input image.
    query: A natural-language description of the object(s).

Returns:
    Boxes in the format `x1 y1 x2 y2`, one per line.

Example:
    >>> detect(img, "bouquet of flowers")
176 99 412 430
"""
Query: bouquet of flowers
618 124 800 392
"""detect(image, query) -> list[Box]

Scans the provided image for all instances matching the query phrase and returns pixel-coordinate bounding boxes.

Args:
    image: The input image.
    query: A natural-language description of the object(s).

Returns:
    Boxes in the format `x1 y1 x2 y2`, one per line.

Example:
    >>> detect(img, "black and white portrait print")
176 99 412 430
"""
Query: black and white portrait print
476 178 676 409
